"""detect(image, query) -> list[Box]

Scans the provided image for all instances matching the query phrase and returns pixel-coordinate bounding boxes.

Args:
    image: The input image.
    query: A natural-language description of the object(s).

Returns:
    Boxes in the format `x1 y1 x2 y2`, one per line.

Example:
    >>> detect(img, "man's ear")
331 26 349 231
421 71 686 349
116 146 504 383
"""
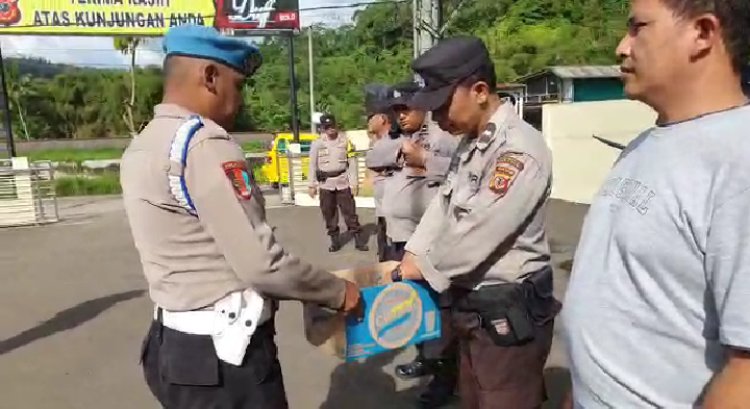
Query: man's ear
691 13 720 61
472 81 491 105
202 63 220 94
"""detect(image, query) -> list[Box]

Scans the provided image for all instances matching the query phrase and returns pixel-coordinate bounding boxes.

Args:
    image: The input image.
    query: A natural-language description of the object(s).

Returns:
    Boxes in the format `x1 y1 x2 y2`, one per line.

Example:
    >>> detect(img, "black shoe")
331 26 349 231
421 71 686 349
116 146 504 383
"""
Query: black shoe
417 382 455 408
417 367 458 409
328 235 341 252
354 231 369 252
395 359 432 380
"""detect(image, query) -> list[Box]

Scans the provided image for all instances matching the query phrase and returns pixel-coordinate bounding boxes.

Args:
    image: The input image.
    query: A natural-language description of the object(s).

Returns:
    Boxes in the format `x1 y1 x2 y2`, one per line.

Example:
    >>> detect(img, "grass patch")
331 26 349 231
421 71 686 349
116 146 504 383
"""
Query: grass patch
242 140 268 153
22 142 266 165
252 165 270 185
23 148 124 164
559 259 574 272
54 165 267 198
55 173 122 197
357 185 374 197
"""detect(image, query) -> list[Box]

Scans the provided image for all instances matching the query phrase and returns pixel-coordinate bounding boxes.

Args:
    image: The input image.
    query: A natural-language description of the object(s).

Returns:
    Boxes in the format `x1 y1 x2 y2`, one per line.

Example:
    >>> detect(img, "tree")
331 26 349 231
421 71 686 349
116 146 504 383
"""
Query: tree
5 62 32 140
4 1 630 139
113 36 142 137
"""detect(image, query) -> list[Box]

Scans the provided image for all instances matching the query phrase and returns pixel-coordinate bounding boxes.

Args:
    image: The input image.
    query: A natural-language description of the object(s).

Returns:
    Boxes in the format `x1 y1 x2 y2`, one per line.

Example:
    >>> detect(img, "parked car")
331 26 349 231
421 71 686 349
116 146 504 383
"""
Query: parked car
260 132 318 188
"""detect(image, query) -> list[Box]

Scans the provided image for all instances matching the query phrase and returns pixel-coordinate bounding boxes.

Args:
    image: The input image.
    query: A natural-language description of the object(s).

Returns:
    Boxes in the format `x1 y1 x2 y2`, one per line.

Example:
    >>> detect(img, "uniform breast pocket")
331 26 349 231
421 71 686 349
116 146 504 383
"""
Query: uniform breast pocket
452 171 481 210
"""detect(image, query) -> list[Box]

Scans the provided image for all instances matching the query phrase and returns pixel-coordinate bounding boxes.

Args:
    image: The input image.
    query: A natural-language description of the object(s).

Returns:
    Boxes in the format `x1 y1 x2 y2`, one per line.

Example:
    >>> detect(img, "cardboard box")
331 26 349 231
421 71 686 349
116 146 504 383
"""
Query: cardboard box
302 261 442 361
302 261 398 359
344 280 441 361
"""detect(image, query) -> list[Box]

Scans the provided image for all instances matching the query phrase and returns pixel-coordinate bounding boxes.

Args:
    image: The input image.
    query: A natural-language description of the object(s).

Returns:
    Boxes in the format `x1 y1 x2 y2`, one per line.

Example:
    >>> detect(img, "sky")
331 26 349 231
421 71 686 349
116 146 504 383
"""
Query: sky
0 0 360 68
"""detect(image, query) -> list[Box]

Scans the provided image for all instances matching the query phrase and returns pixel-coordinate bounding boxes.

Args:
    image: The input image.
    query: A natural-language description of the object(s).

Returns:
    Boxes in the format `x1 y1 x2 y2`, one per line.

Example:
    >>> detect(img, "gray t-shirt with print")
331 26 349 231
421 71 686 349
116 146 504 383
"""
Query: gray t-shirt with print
562 105 750 408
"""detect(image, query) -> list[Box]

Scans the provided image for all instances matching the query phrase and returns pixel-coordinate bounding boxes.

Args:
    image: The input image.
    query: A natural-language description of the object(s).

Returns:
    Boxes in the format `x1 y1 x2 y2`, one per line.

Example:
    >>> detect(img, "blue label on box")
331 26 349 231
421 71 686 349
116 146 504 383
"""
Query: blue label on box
345 281 441 361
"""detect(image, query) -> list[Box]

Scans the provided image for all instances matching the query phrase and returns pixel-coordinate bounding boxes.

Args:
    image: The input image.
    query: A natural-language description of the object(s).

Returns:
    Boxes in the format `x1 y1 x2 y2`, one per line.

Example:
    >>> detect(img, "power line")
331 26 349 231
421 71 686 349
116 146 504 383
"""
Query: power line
300 0 407 12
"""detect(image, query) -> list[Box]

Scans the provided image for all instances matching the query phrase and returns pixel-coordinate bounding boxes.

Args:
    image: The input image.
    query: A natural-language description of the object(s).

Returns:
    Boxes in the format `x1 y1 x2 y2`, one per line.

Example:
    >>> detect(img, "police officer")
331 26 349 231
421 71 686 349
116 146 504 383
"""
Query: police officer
381 82 458 261
371 82 459 408
308 114 369 253
120 25 361 409
365 110 400 261
395 37 561 409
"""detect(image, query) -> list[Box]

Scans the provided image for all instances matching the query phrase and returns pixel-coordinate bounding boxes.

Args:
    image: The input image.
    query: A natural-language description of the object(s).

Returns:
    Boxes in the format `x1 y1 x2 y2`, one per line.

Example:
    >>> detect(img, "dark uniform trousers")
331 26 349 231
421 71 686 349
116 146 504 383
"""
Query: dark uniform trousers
141 317 288 409
388 240 459 389
376 217 388 262
319 188 361 236
452 314 554 409
449 270 559 409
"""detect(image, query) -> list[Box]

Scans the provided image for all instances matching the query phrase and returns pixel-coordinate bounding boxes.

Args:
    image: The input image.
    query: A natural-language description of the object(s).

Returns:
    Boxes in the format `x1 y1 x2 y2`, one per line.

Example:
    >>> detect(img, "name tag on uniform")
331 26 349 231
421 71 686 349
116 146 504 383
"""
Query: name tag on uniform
344 281 441 361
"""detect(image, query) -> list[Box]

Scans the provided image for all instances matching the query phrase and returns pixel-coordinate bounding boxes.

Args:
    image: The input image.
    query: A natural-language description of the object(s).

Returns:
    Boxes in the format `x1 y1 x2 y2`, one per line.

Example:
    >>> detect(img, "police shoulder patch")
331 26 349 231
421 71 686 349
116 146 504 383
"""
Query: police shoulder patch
222 161 253 200
489 152 525 197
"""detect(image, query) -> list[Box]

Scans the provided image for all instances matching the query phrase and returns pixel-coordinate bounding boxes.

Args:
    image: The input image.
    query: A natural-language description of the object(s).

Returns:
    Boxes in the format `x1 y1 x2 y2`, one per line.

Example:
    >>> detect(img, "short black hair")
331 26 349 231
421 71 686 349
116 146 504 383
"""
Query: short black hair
662 0 750 70
458 62 497 92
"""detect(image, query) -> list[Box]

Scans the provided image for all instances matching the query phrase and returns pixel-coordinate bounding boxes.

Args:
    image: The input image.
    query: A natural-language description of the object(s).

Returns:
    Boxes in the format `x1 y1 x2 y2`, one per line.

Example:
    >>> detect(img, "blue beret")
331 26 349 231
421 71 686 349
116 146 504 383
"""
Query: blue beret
163 24 262 77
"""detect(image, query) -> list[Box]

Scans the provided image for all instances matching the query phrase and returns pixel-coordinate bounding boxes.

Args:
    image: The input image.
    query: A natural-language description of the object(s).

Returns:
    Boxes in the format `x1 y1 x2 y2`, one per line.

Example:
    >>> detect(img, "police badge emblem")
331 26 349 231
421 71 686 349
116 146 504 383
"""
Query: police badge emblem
222 161 253 200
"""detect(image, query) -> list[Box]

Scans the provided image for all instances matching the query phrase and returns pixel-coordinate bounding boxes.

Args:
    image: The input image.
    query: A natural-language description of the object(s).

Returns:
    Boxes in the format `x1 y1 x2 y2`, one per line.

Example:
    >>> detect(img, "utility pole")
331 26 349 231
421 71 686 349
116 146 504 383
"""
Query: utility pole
308 27 316 134
287 32 300 143
0 46 15 158
413 0 441 58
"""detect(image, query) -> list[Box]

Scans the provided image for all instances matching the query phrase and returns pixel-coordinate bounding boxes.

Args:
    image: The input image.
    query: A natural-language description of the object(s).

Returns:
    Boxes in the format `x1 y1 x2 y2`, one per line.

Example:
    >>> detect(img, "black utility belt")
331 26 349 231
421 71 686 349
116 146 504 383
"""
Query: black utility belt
453 283 536 347
316 169 346 182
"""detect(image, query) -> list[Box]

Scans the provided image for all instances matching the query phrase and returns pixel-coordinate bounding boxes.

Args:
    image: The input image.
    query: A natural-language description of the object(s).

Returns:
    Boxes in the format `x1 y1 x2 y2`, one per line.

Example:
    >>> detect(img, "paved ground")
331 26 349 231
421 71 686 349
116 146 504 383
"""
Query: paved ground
0 194 587 409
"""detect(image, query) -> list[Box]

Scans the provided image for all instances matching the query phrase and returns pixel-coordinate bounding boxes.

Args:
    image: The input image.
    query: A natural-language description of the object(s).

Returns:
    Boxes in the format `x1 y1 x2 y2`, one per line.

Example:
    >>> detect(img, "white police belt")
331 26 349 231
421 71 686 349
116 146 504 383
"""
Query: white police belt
155 289 270 366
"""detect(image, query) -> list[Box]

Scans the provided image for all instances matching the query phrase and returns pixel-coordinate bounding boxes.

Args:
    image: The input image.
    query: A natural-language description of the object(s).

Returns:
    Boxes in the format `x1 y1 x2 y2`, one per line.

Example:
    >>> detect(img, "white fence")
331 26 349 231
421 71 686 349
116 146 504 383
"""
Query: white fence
0 158 59 227
281 147 374 208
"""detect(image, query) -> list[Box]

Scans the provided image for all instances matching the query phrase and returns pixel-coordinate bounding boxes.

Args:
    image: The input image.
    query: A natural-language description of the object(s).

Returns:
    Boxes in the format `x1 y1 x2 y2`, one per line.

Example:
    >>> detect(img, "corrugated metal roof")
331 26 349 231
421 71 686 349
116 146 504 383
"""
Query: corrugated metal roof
515 65 622 82
549 65 622 79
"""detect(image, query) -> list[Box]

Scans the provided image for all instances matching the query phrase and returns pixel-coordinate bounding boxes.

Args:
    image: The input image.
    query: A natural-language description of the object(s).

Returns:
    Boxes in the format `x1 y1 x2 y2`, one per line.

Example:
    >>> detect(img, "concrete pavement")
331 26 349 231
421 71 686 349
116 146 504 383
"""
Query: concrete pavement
0 195 586 409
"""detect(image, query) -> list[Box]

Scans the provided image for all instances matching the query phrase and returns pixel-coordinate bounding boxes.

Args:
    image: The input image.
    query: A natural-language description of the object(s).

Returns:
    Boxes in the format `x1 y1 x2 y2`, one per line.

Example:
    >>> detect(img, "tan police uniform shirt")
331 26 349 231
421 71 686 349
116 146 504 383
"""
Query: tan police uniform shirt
405 102 552 292
365 134 403 217
121 104 345 312
383 121 458 242
308 133 357 191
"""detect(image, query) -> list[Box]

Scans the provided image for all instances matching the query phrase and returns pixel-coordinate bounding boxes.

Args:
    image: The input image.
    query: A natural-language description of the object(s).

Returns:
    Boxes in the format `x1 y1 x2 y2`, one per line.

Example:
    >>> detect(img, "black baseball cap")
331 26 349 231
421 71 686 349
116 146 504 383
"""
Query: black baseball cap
410 36 493 111
387 81 422 108
319 113 337 128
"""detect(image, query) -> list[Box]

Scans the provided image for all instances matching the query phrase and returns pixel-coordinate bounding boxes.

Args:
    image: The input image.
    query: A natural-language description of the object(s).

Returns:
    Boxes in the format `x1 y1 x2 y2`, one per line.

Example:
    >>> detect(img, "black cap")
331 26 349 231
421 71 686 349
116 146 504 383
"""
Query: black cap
387 81 422 108
364 83 392 116
319 113 337 128
410 36 493 111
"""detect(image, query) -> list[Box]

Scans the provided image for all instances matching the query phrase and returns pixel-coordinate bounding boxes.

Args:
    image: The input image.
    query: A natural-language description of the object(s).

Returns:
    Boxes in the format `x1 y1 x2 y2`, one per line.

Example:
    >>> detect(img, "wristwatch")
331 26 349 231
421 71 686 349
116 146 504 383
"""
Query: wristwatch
391 265 403 282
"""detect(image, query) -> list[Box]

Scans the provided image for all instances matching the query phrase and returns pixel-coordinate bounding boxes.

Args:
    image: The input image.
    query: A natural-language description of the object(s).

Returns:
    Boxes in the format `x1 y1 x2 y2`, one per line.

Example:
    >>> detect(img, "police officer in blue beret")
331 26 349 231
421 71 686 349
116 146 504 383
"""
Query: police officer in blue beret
121 24 362 409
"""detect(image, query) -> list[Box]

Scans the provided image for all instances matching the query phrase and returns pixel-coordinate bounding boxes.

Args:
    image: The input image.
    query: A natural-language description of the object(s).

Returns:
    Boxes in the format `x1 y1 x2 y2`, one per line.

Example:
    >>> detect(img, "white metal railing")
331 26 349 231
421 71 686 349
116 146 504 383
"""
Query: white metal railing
0 158 59 227
284 149 369 207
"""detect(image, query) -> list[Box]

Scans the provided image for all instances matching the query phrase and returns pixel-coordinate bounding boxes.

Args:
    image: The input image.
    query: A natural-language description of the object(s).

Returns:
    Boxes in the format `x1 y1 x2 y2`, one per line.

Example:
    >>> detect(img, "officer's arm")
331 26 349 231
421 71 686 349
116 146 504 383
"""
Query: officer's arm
346 140 358 188
365 137 402 170
308 140 319 188
423 153 452 182
423 135 458 182
186 136 345 309
414 154 549 293
405 188 449 256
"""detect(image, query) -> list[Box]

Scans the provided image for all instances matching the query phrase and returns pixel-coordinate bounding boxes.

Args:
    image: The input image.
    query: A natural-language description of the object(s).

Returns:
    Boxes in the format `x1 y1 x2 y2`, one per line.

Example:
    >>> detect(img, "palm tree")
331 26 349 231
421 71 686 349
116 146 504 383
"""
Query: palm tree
113 36 141 136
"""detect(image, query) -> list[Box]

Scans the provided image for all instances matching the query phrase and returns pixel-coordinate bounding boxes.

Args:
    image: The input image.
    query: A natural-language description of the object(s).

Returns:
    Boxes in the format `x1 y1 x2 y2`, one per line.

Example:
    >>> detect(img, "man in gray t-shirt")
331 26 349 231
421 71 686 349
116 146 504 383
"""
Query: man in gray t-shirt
562 0 750 407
